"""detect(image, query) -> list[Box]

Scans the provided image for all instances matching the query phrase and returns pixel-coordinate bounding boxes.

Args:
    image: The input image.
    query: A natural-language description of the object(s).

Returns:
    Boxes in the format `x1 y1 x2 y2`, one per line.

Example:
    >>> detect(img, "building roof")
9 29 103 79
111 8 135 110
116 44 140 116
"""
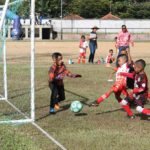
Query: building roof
101 12 120 20
63 13 84 20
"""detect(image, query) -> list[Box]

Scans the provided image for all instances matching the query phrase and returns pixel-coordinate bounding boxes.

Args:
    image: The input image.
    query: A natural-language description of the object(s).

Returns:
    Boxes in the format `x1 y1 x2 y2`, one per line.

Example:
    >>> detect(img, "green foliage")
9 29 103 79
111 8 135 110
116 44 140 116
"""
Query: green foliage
68 0 110 18
1 0 150 19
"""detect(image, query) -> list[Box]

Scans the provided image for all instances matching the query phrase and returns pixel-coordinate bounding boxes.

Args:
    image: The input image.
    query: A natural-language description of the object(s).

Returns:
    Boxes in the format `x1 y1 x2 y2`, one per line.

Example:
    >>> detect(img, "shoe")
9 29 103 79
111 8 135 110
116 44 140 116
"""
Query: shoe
54 103 60 110
89 101 99 107
49 108 56 114
127 115 135 119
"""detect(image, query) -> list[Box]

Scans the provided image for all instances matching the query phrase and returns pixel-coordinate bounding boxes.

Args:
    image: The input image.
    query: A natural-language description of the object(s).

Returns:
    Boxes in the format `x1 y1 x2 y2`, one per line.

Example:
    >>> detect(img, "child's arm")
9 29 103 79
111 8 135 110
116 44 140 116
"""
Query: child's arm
126 49 132 65
48 65 57 82
129 34 134 47
66 71 82 78
119 72 135 79
63 65 82 78
79 41 83 48
133 76 147 94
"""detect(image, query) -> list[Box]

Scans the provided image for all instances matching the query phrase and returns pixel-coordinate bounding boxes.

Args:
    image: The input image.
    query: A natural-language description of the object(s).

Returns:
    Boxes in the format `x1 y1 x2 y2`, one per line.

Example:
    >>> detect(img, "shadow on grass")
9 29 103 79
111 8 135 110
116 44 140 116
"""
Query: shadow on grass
8 85 47 100
35 104 71 121
65 89 91 106
96 108 122 115
135 113 150 121
75 113 87 116
35 113 50 121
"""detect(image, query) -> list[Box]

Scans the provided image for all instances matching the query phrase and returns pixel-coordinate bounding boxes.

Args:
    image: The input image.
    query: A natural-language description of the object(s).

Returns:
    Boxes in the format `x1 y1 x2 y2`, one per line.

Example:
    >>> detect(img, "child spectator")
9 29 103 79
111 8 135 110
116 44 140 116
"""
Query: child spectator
48 52 81 114
105 49 115 64
78 35 88 64
119 59 150 118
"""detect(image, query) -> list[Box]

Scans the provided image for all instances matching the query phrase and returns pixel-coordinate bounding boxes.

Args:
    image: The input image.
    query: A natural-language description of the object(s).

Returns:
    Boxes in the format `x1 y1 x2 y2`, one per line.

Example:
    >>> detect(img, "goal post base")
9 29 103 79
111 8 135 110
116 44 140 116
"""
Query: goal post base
0 118 33 124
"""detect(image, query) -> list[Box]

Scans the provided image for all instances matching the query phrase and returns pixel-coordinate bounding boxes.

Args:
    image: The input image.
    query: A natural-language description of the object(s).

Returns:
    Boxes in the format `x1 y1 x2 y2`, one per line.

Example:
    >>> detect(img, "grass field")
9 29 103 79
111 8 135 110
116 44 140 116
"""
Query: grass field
0 41 150 150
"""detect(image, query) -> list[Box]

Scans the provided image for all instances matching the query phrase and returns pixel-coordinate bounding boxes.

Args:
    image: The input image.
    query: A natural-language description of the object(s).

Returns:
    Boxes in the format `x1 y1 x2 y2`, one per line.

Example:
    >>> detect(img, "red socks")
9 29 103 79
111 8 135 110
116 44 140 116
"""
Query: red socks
142 108 150 115
122 105 133 116
97 92 110 104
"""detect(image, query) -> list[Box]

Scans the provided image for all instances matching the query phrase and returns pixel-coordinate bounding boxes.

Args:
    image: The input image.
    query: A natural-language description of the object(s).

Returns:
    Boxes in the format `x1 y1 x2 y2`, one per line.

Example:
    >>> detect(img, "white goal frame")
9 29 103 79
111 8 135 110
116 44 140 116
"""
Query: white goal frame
0 0 35 124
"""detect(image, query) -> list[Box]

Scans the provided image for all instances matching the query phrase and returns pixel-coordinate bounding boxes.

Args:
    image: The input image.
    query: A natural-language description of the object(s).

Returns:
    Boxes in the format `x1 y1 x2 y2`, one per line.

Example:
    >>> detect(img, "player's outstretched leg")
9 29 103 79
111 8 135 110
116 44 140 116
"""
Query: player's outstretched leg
136 106 150 116
89 90 112 107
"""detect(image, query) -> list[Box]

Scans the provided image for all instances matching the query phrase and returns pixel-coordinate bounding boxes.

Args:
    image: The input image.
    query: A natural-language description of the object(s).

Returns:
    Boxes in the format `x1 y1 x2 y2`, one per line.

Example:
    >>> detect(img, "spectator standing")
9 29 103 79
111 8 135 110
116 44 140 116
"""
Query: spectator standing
116 25 134 56
88 26 99 63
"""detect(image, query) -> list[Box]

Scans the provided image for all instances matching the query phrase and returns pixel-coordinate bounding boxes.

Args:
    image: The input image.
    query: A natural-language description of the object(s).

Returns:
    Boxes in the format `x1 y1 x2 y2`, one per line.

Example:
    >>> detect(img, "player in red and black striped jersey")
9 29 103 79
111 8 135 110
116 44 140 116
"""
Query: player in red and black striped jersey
48 52 81 114
120 59 150 118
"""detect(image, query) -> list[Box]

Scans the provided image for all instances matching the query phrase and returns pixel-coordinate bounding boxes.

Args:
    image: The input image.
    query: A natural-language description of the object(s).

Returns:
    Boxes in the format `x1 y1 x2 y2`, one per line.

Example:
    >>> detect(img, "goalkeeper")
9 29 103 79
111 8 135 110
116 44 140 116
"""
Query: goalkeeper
48 52 81 114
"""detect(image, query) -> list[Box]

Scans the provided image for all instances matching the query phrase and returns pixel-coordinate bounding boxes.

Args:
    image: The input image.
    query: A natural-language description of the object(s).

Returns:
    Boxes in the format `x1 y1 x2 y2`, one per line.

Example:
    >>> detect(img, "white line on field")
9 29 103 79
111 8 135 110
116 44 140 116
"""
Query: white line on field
5 100 67 150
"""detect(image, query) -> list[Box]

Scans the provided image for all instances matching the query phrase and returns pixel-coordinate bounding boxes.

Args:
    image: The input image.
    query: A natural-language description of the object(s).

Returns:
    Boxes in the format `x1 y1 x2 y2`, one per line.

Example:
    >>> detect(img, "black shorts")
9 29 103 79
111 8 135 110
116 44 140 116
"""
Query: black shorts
133 93 147 107
125 93 147 107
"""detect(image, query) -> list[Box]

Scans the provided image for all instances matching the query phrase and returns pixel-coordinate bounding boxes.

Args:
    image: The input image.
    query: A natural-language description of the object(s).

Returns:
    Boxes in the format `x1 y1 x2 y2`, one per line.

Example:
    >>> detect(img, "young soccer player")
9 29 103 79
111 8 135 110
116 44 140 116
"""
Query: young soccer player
91 54 134 117
48 52 81 114
105 49 115 64
78 35 88 64
119 59 150 117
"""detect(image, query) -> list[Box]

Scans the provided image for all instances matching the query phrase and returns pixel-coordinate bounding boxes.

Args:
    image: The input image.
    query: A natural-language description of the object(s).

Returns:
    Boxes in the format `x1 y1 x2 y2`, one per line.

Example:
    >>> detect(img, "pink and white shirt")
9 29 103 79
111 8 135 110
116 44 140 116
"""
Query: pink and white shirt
79 40 88 53
116 31 133 47
116 63 129 84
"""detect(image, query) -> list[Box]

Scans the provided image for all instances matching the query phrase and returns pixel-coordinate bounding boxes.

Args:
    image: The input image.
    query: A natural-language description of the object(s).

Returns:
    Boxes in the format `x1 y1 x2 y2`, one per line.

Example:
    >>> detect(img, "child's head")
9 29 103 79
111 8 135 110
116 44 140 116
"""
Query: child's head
52 52 63 66
117 54 128 66
81 35 86 42
122 25 127 33
120 49 127 55
109 49 113 55
134 59 146 73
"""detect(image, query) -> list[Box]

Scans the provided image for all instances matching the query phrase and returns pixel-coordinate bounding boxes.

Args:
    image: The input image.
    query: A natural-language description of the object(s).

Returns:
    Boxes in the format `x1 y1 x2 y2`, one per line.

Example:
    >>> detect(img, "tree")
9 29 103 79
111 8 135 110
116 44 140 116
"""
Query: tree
1 0 150 19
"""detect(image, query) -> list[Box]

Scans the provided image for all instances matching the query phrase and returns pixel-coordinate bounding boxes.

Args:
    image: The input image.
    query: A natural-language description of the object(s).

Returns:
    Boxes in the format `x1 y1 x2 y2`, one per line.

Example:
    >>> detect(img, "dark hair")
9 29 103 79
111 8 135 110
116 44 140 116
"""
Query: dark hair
52 52 62 59
135 59 146 68
122 25 126 29
81 35 85 39
109 49 113 52
118 54 128 61
121 49 127 52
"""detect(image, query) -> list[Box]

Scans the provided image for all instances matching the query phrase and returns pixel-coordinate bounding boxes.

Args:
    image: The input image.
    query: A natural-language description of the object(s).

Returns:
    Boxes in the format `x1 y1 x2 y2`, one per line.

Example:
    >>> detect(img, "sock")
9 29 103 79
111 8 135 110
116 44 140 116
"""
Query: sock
97 92 110 104
122 105 133 116
120 100 133 116
148 93 150 99
142 108 150 115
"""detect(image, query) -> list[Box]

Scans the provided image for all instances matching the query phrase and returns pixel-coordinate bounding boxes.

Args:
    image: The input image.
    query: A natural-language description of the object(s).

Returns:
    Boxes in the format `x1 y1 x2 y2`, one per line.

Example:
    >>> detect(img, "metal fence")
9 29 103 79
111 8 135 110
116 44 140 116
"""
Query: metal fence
56 28 150 41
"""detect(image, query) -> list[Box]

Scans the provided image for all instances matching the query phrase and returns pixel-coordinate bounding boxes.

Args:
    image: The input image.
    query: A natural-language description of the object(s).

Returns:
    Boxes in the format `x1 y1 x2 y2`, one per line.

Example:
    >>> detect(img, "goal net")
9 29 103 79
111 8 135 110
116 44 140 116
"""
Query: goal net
0 0 35 124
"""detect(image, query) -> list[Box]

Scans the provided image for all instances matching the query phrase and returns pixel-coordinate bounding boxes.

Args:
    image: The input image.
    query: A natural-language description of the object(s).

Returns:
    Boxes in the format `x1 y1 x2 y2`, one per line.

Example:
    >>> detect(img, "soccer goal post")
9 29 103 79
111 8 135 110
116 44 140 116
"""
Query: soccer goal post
0 0 35 124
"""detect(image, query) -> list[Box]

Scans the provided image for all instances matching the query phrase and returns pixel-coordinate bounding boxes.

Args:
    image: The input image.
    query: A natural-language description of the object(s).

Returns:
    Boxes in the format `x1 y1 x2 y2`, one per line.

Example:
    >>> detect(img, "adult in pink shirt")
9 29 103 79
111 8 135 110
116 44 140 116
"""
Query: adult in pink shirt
116 25 134 56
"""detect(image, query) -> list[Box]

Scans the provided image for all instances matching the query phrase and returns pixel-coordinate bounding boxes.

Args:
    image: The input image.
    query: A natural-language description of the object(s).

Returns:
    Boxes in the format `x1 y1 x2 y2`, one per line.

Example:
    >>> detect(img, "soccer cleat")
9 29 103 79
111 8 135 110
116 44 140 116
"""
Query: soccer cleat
49 108 56 114
54 103 60 110
89 101 99 107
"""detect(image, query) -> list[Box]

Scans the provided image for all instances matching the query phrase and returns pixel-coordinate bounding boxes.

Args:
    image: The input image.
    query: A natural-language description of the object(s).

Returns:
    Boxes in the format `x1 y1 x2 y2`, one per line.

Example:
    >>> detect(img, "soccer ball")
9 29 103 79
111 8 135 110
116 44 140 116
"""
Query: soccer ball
70 101 83 113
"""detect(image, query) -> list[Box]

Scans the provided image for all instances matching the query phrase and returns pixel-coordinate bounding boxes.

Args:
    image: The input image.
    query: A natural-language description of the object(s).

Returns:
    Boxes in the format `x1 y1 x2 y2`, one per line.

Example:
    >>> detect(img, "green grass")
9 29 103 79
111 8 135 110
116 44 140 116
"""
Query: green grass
0 55 150 150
